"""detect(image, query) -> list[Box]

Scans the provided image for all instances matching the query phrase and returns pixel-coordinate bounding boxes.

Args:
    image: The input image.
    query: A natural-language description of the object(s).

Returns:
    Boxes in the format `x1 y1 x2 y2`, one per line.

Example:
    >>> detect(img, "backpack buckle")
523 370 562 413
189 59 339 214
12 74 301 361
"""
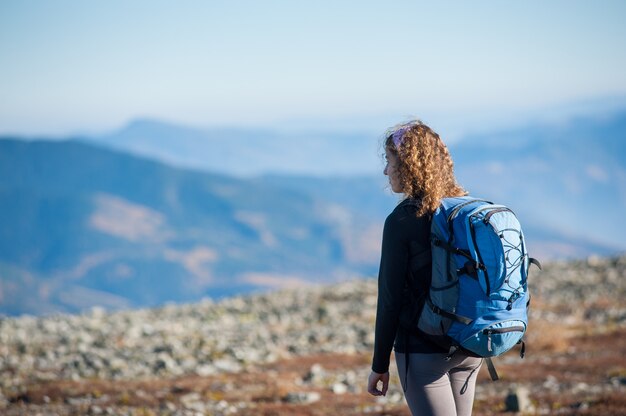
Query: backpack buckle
457 261 481 279
445 345 459 361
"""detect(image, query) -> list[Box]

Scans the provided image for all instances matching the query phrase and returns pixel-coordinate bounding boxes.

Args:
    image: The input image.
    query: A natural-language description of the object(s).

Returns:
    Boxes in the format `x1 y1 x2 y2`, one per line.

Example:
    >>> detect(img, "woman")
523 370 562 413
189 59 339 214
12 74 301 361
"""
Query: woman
367 120 483 416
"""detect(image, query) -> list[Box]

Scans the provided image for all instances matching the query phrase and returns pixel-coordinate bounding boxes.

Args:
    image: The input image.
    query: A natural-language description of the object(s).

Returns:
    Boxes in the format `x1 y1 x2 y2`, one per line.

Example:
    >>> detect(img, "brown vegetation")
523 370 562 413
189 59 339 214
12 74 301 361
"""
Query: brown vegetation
5 322 626 415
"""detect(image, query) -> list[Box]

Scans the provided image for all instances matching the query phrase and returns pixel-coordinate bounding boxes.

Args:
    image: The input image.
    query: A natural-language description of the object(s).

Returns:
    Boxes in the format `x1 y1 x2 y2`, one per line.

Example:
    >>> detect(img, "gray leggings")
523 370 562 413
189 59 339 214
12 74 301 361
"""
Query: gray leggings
395 352 483 416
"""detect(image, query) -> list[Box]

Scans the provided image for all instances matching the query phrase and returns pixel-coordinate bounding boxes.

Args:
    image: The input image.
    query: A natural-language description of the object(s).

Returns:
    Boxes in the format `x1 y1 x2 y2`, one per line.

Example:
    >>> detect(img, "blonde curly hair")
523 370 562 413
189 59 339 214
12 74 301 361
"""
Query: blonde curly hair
384 120 466 216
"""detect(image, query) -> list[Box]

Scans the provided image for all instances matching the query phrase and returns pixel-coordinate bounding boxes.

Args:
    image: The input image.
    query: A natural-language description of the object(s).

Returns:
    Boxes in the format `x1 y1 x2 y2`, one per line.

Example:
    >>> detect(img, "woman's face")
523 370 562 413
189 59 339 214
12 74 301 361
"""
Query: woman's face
384 147 403 193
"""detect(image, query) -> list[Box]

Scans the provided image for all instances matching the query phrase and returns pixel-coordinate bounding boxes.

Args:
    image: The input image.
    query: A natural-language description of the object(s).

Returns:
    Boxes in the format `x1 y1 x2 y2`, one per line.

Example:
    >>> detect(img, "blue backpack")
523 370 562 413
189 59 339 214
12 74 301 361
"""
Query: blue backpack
416 196 541 380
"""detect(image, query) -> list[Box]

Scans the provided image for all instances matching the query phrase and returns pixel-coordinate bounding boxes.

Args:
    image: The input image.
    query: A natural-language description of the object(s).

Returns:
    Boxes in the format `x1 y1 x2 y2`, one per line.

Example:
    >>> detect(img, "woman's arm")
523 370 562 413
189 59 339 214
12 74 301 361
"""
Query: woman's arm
371 210 410 374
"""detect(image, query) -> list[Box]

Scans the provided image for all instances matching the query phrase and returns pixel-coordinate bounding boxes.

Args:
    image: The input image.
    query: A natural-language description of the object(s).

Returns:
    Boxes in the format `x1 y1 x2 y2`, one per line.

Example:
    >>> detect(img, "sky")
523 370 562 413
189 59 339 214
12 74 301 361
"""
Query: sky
1 1 626 139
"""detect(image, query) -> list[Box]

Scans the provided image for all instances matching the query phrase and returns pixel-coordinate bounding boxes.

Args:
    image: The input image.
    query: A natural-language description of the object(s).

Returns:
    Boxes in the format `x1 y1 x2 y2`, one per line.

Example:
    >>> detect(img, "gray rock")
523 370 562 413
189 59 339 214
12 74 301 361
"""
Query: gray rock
284 391 321 404
505 386 533 413
304 363 325 383
331 382 347 394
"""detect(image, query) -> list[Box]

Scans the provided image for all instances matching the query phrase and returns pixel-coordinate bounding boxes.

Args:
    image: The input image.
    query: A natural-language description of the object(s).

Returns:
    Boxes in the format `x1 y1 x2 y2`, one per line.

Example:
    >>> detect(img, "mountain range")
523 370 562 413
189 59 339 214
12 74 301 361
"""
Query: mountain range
1 112 625 316
90 113 626 249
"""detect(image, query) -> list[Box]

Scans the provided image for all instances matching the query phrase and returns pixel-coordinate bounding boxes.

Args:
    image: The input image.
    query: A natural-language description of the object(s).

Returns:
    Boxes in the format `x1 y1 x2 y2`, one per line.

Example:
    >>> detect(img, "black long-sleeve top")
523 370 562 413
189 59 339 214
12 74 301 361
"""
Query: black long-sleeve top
371 198 445 374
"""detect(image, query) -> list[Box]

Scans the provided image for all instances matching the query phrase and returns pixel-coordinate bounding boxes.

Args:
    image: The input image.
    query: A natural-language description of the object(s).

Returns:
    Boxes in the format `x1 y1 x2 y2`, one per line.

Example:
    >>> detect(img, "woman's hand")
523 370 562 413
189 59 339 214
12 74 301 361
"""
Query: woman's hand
367 370 389 396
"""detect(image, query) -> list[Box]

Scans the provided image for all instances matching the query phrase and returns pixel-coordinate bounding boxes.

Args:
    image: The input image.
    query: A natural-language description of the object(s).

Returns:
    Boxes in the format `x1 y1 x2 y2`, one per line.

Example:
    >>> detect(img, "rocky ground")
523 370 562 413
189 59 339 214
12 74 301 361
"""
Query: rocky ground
2 254 626 415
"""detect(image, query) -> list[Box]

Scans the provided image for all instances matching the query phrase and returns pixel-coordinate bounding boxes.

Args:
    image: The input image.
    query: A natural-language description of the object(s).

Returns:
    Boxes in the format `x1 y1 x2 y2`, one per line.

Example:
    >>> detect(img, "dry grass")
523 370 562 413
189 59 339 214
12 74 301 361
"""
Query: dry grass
525 318 582 353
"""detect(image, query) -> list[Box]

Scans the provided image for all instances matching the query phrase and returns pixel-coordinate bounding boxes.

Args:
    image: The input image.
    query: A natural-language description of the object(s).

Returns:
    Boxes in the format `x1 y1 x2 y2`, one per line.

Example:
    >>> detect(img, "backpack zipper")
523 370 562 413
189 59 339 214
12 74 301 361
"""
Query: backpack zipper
483 326 525 334
484 325 525 351
447 199 491 223
483 207 514 224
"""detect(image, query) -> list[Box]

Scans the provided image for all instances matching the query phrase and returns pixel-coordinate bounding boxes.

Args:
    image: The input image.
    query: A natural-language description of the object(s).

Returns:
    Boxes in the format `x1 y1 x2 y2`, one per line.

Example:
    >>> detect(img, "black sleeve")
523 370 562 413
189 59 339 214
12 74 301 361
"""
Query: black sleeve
371 210 410 374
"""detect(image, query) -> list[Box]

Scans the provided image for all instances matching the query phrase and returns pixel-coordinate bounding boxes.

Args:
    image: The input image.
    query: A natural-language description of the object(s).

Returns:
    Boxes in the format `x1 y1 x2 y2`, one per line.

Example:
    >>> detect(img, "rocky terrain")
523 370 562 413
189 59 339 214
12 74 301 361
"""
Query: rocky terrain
2 254 626 415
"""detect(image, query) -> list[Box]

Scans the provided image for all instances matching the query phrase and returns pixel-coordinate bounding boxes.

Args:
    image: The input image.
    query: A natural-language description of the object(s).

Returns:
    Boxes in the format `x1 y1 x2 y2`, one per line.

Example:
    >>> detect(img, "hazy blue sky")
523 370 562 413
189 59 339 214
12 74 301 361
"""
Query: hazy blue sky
1 1 626 137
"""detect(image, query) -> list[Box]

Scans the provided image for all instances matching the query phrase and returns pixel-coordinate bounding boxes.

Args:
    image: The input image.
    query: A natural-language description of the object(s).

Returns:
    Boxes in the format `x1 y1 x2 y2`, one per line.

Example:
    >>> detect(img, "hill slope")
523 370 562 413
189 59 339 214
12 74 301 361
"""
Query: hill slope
0 140 380 315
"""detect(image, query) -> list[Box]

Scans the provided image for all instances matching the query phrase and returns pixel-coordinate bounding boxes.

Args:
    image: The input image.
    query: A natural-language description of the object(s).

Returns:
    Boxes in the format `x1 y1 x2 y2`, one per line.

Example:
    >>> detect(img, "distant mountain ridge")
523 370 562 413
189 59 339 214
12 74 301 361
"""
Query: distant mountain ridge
90 118 381 177
1 112 625 316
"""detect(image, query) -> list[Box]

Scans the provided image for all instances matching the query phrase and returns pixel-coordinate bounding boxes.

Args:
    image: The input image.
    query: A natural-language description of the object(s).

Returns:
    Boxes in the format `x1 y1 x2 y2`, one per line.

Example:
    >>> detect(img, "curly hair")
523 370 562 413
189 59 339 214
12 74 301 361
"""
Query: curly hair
384 120 466 216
